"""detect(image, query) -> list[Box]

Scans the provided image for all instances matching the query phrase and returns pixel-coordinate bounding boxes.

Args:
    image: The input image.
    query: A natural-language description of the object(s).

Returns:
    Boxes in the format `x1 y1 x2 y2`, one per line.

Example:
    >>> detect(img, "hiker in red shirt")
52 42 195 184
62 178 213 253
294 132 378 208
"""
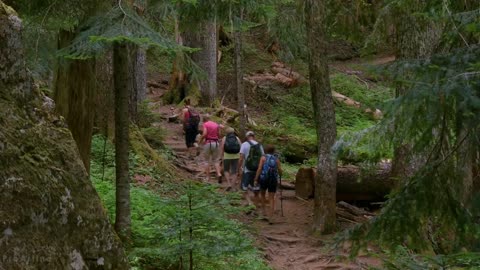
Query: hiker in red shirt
199 114 223 183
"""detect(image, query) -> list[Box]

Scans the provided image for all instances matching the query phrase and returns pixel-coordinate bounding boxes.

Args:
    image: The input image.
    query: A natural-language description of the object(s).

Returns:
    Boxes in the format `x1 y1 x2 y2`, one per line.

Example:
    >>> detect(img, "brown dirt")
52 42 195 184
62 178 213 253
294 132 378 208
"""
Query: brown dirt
147 85 382 270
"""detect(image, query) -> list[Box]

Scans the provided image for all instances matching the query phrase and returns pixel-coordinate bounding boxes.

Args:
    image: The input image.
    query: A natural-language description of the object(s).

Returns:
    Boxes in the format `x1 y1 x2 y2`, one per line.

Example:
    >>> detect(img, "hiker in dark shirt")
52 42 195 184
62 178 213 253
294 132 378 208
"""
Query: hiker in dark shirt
181 99 199 159
220 127 242 191
254 145 282 220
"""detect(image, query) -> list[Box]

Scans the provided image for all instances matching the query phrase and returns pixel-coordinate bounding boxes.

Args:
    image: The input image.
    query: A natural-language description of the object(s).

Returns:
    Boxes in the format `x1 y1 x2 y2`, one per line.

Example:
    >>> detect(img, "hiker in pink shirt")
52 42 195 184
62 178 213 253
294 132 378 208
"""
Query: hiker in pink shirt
199 114 223 182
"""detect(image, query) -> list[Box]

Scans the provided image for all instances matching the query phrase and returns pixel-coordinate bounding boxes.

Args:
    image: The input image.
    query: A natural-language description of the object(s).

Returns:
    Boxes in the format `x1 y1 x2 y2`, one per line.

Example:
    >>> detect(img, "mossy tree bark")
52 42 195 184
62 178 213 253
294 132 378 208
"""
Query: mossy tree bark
128 45 146 123
184 19 218 106
233 10 246 138
390 1 442 181
54 30 96 174
305 0 338 234
0 2 129 268
113 42 132 242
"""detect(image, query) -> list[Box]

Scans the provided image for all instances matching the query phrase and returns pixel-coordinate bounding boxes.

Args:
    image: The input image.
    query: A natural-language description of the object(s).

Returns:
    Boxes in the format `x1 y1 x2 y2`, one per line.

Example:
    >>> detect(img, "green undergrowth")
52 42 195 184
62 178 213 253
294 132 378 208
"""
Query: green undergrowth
377 246 480 270
256 73 393 165
90 135 270 270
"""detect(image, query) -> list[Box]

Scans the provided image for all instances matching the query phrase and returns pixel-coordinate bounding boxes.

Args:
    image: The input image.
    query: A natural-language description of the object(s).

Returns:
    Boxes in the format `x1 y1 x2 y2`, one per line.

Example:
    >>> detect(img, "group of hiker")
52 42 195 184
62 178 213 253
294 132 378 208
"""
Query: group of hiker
181 100 282 219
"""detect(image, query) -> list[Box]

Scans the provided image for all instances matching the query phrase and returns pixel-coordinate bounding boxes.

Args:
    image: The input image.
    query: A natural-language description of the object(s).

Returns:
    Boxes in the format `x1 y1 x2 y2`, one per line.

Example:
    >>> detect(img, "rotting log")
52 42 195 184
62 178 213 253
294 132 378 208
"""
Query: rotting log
336 201 375 224
295 164 394 201
332 91 383 119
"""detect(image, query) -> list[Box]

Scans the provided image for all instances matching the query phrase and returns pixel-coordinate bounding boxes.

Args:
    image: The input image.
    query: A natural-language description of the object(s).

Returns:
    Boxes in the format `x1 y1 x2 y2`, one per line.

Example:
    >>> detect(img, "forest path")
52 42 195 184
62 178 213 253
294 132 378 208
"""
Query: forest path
147 86 379 270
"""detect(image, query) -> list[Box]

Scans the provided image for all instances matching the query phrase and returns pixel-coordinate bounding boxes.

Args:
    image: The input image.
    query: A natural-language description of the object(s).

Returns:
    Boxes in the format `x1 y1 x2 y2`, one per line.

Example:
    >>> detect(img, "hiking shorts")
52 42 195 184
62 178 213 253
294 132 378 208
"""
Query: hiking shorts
185 127 198 148
241 172 256 191
202 141 220 164
223 159 238 174
260 178 278 193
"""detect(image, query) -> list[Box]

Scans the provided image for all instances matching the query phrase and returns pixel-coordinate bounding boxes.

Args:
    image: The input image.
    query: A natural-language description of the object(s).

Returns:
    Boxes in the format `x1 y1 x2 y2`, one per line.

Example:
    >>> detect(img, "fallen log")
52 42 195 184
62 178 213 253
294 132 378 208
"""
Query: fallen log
280 181 295 190
336 201 374 224
271 63 307 84
332 91 383 119
295 164 394 201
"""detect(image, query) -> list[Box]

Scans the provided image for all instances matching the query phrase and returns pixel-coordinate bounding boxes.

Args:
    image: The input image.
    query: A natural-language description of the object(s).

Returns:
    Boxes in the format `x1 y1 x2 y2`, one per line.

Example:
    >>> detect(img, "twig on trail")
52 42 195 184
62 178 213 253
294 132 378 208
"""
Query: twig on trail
295 196 309 204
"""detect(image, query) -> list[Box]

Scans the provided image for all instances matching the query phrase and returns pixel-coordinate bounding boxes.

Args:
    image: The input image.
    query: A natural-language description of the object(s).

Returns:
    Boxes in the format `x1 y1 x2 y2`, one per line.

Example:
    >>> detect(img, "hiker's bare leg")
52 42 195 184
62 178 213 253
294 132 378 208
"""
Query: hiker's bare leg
231 173 237 190
205 159 211 182
224 171 232 187
244 190 253 206
214 161 222 178
269 192 276 217
260 190 267 216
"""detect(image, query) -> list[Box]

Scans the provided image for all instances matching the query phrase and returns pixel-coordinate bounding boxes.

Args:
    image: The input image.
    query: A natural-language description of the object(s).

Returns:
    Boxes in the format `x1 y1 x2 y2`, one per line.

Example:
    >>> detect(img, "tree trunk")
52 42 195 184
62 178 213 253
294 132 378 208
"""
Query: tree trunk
305 0 338 234
233 11 246 138
184 19 218 106
54 30 96 174
165 15 188 104
391 1 442 181
457 128 473 205
135 48 147 105
113 42 132 242
129 45 146 123
95 51 115 138
0 2 129 268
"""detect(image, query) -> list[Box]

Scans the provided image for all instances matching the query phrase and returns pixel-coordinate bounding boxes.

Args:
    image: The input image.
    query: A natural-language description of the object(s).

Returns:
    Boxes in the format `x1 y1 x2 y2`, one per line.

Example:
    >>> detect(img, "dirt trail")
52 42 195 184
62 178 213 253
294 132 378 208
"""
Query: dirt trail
148 87 380 270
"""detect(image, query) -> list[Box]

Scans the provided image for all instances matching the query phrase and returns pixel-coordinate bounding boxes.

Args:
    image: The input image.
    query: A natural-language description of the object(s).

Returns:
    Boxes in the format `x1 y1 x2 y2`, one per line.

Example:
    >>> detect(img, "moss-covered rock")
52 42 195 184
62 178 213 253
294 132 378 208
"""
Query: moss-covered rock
0 2 129 269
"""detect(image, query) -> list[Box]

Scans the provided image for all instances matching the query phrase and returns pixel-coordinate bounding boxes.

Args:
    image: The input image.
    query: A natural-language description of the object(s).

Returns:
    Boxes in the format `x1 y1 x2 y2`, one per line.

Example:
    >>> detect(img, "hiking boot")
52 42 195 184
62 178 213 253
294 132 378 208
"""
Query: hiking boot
217 175 222 184
241 185 248 191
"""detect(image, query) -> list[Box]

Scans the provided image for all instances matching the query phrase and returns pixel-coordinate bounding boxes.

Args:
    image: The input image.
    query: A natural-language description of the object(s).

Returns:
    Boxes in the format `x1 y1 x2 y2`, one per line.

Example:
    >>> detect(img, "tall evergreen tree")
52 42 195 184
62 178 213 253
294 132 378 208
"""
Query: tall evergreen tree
183 19 218 106
233 8 246 138
113 41 133 242
390 0 443 181
54 30 96 173
304 0 338 233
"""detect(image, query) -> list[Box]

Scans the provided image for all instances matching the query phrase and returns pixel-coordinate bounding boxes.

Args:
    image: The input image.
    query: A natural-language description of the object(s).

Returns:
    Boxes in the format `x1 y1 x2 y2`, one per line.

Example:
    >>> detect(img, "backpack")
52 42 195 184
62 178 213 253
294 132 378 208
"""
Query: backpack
187 108 200 129
224 133 240 154
245 141 262 171
259 154 279 185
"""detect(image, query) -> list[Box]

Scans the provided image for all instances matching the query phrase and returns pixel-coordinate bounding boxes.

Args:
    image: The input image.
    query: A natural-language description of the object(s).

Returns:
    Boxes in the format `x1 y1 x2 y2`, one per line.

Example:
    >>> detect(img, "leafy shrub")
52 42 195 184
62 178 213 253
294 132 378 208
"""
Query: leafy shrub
141 126 166 149
137 100 161 128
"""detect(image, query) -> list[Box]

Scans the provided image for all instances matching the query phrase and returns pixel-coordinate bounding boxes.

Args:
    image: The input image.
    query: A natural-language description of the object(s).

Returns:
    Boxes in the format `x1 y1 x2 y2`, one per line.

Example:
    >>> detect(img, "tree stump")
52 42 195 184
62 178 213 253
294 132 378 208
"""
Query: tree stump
295 167 315 199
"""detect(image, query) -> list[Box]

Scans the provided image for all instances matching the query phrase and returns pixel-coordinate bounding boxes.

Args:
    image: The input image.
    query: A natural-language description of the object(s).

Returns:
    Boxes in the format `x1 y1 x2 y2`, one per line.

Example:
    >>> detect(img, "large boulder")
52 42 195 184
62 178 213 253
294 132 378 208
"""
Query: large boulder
0 2 129 269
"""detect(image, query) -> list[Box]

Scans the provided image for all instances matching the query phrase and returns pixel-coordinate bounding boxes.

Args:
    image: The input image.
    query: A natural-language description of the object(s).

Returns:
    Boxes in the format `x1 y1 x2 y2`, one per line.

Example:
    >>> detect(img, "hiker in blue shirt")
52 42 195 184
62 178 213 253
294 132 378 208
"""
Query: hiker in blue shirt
254 145 282 220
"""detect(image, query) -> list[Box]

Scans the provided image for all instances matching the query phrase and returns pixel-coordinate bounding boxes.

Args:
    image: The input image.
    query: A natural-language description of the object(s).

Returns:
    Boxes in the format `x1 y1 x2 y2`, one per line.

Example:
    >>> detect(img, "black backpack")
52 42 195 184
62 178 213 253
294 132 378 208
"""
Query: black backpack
224 133 240 154
245 141 262 171
187 108 200 129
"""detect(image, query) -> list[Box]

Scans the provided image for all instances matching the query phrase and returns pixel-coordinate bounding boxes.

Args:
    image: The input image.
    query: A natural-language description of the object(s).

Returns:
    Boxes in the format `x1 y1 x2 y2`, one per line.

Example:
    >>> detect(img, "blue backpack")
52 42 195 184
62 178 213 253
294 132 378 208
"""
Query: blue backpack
259 154 278 185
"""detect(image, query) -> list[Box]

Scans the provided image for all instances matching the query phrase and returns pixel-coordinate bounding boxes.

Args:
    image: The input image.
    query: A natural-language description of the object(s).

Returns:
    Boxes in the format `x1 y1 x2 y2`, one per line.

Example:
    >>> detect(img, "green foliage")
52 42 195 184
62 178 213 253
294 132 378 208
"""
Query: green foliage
141 127 166 149
340 44 480 253
257 74 393 163
59 5 183 60
377 246 480 270
137 99 162 128
90 135 270 270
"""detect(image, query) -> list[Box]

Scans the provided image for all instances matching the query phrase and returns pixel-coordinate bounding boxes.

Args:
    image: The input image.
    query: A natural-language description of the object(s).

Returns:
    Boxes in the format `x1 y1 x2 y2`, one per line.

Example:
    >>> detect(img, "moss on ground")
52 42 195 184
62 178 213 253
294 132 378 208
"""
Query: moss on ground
254 73 393 165
90 135 271 270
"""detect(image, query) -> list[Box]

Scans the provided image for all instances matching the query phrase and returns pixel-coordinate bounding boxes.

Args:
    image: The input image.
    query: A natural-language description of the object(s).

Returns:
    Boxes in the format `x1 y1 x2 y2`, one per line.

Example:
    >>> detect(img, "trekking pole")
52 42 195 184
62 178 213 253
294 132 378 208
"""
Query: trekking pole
279 175 284 217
